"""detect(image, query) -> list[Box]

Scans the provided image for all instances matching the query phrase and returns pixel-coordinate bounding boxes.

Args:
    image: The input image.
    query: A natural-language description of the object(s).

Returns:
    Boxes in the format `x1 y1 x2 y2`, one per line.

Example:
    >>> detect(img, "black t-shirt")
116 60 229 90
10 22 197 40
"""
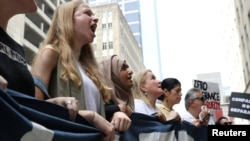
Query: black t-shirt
0 27 34 96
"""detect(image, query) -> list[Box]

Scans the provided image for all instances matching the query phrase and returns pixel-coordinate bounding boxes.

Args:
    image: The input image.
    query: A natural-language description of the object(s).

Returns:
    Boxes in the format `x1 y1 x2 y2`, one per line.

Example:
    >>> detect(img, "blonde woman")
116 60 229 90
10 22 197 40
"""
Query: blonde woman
132 69 163 115
31 0 115 140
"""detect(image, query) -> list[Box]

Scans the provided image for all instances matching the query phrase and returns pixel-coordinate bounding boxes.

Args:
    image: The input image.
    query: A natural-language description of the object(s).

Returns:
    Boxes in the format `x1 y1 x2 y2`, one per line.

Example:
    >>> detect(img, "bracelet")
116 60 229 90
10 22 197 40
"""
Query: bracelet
124 105 128 114
90 111 95 123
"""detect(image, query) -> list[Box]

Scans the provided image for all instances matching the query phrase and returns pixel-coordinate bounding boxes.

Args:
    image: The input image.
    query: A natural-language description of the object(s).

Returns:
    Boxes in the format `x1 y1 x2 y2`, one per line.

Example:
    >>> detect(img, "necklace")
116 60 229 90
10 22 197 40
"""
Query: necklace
163 106 172 112
160 104 173 112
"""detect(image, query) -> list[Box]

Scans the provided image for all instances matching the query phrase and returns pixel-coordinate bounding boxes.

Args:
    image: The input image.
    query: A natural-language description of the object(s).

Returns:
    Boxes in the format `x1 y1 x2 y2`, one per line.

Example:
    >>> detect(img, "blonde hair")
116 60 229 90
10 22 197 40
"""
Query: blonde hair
34 0 110 102
131 69 152 107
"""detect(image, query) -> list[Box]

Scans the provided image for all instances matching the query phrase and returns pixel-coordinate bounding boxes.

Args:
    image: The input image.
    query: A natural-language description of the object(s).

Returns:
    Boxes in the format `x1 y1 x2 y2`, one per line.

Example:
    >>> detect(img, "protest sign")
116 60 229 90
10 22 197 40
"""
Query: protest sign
228 92 250 120
193 79 220 109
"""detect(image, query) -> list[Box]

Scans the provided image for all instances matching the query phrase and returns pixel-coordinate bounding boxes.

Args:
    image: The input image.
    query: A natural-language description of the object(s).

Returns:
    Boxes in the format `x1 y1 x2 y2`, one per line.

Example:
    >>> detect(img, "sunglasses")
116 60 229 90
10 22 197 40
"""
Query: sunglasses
222 122 232 125
194 96 205 102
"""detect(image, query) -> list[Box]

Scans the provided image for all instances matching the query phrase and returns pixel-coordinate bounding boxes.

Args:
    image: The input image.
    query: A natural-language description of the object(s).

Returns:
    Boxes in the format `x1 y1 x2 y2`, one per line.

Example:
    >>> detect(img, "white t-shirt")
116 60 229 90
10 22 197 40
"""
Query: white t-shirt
78 64 101 114
134 99 157 115
180 110 196 123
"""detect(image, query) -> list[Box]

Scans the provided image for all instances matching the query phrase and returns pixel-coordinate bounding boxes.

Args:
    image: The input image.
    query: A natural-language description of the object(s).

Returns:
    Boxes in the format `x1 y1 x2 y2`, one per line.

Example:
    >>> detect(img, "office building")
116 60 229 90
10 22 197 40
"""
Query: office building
234 0 250 93
89 0 162 79
91 3 144 72
89 0 142 48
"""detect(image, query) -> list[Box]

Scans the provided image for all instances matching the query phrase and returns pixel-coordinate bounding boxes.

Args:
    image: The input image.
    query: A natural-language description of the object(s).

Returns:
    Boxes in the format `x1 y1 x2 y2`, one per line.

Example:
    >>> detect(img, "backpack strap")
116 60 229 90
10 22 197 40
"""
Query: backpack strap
33 76 51 99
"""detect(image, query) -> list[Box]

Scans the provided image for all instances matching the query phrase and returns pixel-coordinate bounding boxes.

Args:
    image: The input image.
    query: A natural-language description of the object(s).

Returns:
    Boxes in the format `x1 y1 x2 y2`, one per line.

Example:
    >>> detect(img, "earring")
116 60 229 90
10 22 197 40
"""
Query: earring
144 91 148 96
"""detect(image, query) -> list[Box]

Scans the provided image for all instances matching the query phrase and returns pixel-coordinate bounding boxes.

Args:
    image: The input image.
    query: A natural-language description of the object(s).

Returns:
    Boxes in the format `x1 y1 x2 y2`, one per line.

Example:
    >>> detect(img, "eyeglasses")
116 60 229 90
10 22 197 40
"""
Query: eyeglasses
222 122 232 125
193 96 204 102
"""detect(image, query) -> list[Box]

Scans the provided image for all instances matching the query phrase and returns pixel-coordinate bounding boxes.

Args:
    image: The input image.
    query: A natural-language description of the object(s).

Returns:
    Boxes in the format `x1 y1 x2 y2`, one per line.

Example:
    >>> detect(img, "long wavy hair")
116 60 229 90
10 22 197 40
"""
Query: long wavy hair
34 0 110 102
131 69 152 107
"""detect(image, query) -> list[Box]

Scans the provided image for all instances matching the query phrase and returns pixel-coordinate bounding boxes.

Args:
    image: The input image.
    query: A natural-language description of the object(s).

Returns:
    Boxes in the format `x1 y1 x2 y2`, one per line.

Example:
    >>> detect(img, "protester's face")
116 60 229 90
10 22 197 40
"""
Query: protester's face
192 91 205 112
141 72 163 98
166 84 182 105
119 61 133 89
73 3 98 44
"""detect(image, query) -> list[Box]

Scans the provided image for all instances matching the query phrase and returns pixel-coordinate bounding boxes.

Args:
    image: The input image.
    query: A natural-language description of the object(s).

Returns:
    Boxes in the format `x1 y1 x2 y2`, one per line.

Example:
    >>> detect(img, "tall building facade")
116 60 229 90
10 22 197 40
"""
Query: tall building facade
234 0 250 93
91 3 144 72
89 0 142 48
89 0 162 79
218 0 245 93
209 0 250 124
233 0 250 124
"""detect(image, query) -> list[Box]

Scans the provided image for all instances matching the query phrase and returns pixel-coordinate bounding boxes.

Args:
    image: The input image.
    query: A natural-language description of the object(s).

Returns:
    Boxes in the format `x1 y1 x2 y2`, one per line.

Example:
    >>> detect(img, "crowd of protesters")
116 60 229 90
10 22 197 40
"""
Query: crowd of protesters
0 0 233 141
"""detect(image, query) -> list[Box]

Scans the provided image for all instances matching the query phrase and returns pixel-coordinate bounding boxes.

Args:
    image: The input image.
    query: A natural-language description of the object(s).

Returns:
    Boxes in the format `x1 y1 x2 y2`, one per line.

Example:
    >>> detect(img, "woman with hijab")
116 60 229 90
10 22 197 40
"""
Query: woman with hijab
100 55 133 130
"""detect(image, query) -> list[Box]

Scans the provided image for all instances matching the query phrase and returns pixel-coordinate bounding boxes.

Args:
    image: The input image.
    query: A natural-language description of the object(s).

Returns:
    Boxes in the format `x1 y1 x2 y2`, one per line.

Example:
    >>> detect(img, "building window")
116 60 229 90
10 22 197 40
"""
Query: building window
124 1 139 11
244 25 249 42
125 12 139 22
108 11 112 22
102 42 107 56
241 36 245 51
248 11 250 28
236 8 240 24
102 43 107 50
108 23 112 29
247 62 250 74
240 0 243 10
102 11 107 23
130 23 140 33
102 24 106 29
109 42 113 49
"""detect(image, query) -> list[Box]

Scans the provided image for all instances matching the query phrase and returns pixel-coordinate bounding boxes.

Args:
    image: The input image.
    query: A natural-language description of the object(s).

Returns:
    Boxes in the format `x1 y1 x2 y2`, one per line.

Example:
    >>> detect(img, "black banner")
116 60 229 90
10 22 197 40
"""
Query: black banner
228 92 250 120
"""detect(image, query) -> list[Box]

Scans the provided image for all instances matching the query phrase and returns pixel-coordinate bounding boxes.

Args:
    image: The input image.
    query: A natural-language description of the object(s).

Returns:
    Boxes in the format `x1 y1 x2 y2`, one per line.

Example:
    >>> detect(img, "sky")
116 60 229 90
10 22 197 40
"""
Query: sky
157 0 226 87
141 0 232 112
